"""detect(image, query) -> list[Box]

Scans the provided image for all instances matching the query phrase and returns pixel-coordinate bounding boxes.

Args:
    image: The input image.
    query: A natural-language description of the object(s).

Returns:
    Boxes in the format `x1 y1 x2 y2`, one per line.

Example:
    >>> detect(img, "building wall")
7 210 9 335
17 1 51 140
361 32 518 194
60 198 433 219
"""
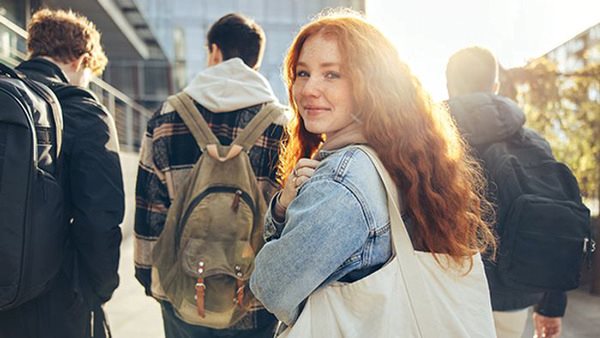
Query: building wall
135 0 365 101
0 0 30 27
104 59 173 111
0 0 172 111
0 0 41 64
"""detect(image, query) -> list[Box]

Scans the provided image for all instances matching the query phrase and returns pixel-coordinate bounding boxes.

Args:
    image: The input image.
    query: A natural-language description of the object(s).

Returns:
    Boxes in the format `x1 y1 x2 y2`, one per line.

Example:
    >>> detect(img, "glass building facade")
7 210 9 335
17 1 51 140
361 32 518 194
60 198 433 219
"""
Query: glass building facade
134 0 365 101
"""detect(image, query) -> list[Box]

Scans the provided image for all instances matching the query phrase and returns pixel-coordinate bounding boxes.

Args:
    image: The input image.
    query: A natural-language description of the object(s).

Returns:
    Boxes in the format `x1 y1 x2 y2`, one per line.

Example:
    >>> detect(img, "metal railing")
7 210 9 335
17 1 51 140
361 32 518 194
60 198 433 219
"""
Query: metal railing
0 15 152 152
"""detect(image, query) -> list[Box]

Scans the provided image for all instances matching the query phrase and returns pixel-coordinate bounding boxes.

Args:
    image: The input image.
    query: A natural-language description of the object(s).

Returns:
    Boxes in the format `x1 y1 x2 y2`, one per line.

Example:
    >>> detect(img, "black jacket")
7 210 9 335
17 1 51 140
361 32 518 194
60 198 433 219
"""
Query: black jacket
448 93 567 317
2 58 125 338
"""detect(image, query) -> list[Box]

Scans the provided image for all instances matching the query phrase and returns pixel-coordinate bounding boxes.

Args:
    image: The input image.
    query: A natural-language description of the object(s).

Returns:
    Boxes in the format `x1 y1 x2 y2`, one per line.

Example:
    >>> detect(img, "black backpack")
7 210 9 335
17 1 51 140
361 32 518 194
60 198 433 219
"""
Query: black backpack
0 62 67 310
478 128 594 292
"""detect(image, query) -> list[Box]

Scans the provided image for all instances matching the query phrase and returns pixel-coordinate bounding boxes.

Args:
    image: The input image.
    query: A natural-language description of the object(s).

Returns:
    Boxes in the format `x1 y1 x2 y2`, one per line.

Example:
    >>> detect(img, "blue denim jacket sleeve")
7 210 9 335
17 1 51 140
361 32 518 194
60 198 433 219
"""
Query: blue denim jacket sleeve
250 177 370 325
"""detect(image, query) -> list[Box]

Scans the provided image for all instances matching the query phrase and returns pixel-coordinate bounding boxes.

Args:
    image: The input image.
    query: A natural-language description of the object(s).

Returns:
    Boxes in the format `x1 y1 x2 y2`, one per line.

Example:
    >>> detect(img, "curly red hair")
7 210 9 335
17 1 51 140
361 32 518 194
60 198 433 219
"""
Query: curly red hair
280 10 495 265
27 9 107 75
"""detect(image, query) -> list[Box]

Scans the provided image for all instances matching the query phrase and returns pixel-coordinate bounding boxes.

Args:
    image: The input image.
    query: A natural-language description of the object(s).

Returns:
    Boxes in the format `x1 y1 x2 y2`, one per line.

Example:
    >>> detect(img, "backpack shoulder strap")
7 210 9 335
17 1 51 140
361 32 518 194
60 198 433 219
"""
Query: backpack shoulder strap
22 77 63 159
0 62 19 78
232 102 284 151
0 63 63 158
167 92 220 150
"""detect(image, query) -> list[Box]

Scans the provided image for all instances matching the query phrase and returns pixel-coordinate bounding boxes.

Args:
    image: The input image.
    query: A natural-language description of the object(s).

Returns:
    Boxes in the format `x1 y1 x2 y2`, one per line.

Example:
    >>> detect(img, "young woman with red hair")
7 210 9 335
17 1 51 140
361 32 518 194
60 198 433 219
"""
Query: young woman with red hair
250 10 496 337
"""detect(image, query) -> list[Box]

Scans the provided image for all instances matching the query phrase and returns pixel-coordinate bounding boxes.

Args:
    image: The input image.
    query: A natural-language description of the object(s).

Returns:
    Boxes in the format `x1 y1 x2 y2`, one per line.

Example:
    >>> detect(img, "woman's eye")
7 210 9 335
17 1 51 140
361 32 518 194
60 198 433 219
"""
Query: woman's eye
296 70 309 77
325 72 341 79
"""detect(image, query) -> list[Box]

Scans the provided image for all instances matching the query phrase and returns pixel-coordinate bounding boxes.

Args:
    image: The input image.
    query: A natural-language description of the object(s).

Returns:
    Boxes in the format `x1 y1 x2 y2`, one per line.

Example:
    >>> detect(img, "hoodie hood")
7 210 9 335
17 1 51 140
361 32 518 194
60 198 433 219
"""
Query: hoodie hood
183 58 279 113
447 93 526 145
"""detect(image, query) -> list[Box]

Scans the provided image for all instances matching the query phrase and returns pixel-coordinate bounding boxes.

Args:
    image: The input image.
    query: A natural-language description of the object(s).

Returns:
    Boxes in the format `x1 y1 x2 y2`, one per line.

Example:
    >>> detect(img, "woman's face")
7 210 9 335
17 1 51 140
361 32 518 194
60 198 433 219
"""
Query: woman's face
292 33 355 138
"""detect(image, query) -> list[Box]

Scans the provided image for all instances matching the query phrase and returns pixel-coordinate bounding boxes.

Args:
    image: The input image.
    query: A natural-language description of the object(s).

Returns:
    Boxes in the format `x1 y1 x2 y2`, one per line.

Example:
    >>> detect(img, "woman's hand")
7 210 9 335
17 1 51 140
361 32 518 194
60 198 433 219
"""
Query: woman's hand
277 158 320 211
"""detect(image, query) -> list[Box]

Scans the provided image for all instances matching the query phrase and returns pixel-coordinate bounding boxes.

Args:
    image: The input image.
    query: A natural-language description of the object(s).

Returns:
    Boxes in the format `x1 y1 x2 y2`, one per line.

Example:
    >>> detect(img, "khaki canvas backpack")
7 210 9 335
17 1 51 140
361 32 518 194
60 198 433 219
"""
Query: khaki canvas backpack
152 92 283 328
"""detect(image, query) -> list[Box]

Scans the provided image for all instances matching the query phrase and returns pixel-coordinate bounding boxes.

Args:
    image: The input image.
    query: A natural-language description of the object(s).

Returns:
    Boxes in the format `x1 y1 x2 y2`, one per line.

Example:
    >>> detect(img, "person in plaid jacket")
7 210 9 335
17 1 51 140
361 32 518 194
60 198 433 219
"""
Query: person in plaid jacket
134 13 288 338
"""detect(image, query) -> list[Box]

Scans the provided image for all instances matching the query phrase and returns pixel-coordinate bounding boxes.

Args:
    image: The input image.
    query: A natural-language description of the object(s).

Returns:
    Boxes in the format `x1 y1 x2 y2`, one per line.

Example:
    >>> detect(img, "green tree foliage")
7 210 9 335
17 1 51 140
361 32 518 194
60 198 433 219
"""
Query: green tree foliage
500 54 600 215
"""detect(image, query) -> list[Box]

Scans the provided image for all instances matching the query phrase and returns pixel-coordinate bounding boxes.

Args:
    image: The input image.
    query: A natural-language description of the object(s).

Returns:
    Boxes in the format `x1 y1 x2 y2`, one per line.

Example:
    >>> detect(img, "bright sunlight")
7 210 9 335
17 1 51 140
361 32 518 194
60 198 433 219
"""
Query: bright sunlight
367 0 600 101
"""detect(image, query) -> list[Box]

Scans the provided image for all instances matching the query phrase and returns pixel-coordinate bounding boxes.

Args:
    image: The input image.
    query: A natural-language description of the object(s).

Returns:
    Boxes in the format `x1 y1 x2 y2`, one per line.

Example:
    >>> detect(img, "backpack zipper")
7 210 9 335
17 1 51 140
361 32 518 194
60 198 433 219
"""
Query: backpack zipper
231 190 243 211
178 186 256 236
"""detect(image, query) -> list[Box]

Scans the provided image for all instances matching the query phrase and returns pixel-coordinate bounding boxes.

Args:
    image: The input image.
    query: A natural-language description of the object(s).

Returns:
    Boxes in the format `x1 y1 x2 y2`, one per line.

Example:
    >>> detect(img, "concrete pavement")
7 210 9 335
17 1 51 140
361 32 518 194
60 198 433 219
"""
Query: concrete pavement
104 152 164 338
104 235 164 338
106 151 600 338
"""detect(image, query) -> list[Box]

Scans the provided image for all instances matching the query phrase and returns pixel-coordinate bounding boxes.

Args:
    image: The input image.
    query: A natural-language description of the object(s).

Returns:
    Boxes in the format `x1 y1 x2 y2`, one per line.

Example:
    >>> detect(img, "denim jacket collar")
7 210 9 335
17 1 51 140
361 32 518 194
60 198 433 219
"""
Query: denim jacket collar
316 143 368 161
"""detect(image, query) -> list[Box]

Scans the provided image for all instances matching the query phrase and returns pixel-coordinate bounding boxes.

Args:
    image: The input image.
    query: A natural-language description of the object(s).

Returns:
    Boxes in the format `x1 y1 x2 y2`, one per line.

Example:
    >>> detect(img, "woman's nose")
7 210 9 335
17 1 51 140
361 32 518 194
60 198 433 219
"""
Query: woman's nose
301 77 322 97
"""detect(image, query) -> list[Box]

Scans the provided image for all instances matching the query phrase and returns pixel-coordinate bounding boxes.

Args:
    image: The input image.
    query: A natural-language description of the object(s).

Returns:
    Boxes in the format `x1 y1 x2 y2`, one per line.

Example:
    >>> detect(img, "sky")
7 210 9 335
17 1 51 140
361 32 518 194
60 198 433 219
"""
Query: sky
366 0 600 101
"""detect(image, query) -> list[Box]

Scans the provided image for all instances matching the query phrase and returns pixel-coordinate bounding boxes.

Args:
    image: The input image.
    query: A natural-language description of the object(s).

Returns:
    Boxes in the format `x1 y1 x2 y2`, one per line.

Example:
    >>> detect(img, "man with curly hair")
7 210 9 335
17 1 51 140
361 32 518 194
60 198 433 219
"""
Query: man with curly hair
0 9 124 338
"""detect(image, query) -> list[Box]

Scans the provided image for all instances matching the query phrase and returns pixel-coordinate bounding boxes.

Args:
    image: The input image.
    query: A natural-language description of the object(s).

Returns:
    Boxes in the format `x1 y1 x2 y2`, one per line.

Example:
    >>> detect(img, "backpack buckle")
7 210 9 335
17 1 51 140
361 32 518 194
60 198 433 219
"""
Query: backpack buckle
584 238 596 253
195 261 206 318
235 279 245 309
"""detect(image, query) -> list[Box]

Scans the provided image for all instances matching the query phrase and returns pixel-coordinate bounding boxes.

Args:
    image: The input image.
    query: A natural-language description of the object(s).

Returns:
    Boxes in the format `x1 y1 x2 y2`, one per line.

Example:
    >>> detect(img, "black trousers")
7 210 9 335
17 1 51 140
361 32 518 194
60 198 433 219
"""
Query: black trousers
160 301 276 338
0 272 96 338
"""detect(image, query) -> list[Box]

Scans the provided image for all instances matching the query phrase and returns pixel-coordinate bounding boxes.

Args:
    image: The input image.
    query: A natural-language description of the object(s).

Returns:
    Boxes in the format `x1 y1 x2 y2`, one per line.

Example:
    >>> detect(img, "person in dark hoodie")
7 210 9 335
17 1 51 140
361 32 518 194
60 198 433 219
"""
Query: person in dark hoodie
134 13 287 338
446 46 565 338
0 9 124 338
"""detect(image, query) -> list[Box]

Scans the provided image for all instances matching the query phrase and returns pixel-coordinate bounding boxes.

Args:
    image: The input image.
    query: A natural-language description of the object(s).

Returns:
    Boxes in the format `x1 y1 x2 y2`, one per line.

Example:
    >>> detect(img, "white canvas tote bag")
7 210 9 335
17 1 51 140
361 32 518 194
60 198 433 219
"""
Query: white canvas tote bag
278 146 496 338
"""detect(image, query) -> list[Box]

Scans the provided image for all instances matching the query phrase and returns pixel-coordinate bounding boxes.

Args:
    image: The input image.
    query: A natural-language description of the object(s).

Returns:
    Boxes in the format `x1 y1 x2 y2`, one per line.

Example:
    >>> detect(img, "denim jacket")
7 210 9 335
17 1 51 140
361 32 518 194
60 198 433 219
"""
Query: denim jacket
250 146 393 325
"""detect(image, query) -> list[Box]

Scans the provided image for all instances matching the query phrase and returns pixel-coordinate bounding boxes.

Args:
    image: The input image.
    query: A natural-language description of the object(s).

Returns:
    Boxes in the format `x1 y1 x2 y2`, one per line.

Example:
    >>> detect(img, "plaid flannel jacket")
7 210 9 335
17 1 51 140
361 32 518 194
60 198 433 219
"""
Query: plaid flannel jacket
134 99 285 329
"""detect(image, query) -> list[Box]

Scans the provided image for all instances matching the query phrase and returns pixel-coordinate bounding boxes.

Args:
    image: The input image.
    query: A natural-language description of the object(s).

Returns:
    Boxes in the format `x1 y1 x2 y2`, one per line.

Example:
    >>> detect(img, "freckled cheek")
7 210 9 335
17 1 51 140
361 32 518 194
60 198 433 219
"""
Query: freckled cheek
292 84 303 103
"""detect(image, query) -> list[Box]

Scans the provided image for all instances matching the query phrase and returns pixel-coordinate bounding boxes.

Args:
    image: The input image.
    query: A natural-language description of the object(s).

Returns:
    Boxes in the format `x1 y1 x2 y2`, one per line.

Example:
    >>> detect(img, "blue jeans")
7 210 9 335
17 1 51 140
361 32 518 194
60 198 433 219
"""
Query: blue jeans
160 301 276 338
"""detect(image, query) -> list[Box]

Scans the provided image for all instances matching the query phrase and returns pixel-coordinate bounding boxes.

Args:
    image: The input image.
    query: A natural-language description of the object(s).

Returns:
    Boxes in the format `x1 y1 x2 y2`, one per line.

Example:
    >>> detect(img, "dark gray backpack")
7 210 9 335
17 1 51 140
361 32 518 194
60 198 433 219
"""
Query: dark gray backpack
478 129 594 292
0 62 66 310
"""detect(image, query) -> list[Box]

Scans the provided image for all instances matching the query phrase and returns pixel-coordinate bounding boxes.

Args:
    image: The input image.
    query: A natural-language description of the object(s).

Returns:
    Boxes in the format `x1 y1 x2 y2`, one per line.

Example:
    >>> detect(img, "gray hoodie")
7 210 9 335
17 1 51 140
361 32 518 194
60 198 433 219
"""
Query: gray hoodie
447 93 525 146
183 58 283 115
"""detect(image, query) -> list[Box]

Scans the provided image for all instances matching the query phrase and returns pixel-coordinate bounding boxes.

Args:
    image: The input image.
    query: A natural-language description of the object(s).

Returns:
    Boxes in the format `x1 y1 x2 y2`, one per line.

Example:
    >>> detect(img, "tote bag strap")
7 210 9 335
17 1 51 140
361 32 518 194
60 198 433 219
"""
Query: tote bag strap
355 145 440 338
